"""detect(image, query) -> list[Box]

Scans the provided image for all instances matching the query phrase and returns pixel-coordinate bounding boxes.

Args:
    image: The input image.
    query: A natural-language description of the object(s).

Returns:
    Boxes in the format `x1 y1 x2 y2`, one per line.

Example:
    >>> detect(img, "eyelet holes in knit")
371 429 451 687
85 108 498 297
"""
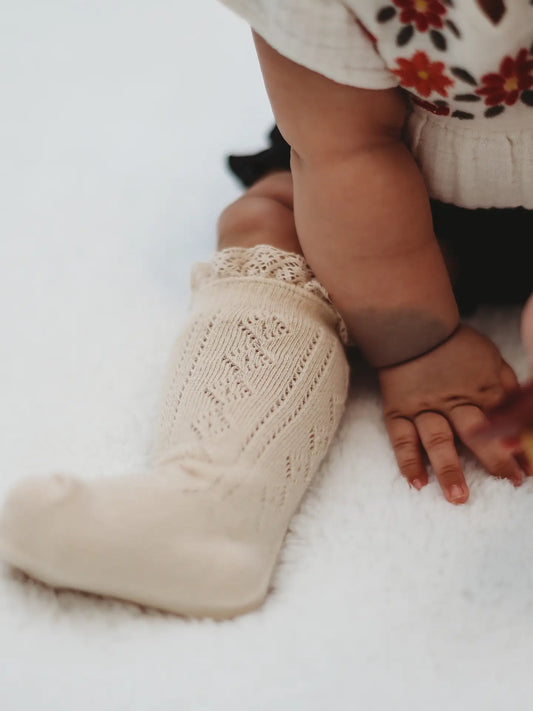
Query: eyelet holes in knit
159 311 298 454
191 245 333 304
191 246 348 344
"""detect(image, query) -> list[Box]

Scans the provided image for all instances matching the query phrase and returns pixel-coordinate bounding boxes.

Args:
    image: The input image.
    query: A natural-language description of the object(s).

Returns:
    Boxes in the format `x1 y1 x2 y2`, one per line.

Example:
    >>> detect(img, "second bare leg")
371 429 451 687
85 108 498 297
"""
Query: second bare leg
217 171 302 254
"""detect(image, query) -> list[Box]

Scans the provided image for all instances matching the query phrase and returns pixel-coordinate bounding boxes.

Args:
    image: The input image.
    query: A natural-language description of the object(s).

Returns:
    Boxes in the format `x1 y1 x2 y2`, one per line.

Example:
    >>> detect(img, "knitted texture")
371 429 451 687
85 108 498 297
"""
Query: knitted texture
0 246 350 618
191 243 338 302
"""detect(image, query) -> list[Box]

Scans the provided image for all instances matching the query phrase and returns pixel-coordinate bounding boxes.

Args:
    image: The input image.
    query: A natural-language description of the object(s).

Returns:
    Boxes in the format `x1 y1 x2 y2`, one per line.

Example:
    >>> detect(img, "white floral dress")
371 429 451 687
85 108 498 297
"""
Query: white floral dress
219 0 533 208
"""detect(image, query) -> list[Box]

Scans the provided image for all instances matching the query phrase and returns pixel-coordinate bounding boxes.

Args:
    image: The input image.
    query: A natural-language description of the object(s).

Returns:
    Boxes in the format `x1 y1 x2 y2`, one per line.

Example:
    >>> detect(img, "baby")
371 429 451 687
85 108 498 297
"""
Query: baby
0 0 531 619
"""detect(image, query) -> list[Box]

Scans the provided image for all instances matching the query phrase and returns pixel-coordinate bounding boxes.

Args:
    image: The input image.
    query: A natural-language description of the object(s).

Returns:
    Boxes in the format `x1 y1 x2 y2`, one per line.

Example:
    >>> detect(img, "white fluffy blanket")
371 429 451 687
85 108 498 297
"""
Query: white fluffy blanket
1 2 532 709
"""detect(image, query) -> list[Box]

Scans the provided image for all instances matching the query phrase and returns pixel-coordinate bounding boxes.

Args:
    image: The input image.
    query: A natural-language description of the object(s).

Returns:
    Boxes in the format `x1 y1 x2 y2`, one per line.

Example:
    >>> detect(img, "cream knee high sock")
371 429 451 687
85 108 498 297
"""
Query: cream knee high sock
0 246 349 618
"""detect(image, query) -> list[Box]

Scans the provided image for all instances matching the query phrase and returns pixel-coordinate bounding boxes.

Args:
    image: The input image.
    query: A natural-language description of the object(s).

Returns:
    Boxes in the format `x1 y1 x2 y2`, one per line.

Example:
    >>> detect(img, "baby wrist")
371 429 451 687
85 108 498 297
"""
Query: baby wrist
341 304 460 369
374 320 462 370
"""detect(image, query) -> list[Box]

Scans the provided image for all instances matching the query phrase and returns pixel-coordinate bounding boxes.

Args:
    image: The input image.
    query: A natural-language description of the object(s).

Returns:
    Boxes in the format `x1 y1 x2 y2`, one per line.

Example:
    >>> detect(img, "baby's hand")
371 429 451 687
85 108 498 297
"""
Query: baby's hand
378 324 529 504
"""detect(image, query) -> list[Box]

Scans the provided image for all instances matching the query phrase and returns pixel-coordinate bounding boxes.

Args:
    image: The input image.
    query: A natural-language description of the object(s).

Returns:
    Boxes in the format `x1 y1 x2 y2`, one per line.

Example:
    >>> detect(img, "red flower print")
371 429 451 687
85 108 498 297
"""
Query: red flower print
393 0 446 31
392 51 454 97
410 95 450 115
476 49 533 106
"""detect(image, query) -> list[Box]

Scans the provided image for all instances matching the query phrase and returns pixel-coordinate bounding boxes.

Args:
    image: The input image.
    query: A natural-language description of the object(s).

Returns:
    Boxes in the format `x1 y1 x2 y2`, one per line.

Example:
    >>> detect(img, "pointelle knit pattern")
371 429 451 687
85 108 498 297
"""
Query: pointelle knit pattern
0 245 350 618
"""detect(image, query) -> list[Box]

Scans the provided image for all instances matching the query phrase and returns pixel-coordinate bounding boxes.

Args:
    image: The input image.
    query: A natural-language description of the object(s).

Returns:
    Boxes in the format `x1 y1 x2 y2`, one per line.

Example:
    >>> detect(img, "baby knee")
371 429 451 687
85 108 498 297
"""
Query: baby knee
216 195 301 253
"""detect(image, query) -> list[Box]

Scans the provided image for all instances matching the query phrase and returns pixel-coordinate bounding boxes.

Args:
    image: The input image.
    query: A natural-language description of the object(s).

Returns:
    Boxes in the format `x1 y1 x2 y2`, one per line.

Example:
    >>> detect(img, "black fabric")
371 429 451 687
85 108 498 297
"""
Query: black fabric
226 124 532 315
228 126 291 187
430 201 532 315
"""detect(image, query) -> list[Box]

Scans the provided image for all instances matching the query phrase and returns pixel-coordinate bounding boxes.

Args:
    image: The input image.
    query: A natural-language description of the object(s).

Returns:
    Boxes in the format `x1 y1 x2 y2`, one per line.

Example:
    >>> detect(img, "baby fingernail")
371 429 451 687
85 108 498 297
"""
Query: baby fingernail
448 484 465 502
411 478 424 491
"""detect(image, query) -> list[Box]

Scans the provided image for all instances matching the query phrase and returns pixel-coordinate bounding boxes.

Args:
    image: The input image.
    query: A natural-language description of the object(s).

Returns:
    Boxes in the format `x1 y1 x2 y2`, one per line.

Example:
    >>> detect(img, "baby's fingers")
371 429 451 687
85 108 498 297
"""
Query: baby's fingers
451 405 525 486
386 417 428 490
414 412 469 504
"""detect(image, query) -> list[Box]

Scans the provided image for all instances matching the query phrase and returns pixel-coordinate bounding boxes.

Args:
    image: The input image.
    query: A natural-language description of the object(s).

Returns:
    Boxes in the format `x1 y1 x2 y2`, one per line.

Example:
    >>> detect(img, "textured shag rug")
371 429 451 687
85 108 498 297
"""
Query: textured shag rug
1 2 532 709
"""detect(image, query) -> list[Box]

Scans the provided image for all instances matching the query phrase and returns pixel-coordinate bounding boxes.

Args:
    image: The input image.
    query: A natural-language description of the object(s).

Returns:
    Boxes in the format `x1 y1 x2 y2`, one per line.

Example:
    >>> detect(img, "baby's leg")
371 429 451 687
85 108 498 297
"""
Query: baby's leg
0 172 349 619
217 170 302 253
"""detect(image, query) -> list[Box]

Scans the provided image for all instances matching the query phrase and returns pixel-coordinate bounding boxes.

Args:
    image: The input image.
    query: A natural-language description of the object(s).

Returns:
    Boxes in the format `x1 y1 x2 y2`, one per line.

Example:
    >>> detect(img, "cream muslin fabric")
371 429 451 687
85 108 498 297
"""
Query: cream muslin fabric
220 0 533 208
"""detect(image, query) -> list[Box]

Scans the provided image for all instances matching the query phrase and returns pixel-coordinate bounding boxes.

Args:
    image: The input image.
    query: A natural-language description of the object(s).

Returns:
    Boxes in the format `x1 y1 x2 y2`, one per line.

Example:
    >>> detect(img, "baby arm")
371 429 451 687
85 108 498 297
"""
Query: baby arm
253 33 459 367
253 34 529 502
